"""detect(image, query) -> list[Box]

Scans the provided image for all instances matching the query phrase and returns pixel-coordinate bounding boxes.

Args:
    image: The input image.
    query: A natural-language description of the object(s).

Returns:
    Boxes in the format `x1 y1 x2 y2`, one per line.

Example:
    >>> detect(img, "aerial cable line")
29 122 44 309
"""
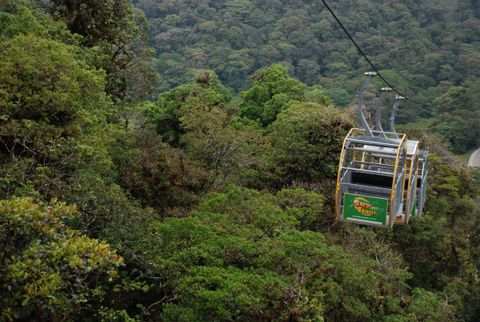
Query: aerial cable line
319 0 432 108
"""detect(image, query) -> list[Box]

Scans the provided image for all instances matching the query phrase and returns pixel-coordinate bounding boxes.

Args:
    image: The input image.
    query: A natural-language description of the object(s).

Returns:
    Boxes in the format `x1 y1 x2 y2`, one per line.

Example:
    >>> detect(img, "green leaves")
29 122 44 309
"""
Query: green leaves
276 188 327 230
148 70 231 145
0 197 123 320
0 27 111 198
405 288 457 321
1 3 479 321
139 187 419 320
240 64 307 126
431 83 480 154
265 101 352 185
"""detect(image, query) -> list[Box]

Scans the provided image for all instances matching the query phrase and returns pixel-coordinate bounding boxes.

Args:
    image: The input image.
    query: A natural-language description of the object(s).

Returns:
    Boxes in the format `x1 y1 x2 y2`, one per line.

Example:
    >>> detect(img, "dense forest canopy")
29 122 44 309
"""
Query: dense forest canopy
134 0 480 153
133 0 480 95
0 0 479 321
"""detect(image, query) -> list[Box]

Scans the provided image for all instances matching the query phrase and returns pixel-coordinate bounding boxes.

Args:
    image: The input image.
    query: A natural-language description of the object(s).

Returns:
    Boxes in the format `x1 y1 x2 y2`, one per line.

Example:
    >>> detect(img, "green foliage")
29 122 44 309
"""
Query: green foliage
0 6 151 245
109 125 209 212
434 115 478 154
144 187 417 321
33 0 157 101
324 88 352 107
0 31 111 198
265 102 352 185
148 70 231 145
240 64 307 126
134 0 480 102
385 288 457 321
432 84 480 154
134 0 480 152
0 197 123 321
1 2 480 321
0 3 76 42
98 307 139 322
275 188 327 231
387 152 480 321
406 288 456 320
36 0 137 46
180 109 268 189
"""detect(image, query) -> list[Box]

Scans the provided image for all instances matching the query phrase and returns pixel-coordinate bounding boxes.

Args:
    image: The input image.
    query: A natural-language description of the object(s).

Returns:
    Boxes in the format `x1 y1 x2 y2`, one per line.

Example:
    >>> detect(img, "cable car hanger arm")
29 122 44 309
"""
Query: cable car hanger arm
358 72 377 136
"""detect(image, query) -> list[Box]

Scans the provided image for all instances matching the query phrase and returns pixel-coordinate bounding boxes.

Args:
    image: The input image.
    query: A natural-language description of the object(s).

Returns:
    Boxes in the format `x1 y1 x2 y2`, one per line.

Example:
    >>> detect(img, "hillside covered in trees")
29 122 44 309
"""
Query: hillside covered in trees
0 1 479 321
134 0 480 154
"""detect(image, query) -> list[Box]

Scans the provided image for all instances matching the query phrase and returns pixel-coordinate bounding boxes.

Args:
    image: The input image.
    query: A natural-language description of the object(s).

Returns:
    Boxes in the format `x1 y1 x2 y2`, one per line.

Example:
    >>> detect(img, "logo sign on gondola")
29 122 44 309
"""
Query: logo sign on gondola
343 193 388 224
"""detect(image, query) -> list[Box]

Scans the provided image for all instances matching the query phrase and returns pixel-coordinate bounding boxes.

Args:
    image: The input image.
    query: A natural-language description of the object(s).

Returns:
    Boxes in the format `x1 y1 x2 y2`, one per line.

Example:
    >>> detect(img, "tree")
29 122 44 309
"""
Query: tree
0 197 123 320
180 109 269 189
0 32 111 198
386 152 480 321
265 102 352 186
432 85 480 154
240 64 307 126
148 70 231 146
142 187 424 321
35 0 157 101
109 125 209 212
36 0 136 46
0 6 151 242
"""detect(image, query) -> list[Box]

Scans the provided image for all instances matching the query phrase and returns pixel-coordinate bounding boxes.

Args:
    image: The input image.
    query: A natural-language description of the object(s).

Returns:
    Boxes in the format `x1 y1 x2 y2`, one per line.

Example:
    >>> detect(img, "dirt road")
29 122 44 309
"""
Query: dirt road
468 148 480 167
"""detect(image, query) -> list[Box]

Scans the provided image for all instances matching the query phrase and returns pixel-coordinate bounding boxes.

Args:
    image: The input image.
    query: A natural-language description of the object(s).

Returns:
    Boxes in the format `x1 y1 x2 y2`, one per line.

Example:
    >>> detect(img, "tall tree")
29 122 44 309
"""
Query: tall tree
0 197 123 320
36 0 157 101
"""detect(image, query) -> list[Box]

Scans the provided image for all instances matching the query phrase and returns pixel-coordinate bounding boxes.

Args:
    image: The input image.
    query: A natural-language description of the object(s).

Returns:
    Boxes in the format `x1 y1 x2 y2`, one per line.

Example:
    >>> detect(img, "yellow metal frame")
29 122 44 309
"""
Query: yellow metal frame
389 134 407 227
405 152 419 224
360 151 366 169
335 128 355 221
